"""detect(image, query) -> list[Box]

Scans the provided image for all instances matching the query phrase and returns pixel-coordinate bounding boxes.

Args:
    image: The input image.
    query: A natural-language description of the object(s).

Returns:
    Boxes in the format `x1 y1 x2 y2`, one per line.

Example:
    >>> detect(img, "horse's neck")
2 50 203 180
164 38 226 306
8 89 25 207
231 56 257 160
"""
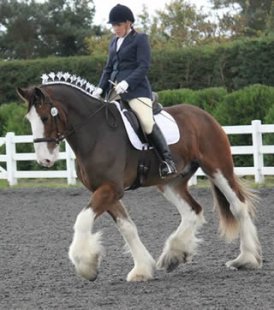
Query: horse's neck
49 85 104 153
51 85 102 122
70 103 106 146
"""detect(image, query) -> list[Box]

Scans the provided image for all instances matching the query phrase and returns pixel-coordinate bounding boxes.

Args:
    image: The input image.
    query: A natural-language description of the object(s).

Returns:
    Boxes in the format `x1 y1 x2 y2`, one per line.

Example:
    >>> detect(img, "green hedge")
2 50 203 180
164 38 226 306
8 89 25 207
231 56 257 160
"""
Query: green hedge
212 84 274 167
0 56 105 103
1 37 274 103
213 84 274 125
0 102 30 136
159 87 228 114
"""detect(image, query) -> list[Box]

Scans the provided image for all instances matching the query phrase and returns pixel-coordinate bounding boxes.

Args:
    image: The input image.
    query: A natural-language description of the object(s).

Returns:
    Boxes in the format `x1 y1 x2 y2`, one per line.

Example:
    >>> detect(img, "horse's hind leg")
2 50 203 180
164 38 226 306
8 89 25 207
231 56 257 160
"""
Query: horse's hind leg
108 200 155 282
211 171 262 269
156 177 205 272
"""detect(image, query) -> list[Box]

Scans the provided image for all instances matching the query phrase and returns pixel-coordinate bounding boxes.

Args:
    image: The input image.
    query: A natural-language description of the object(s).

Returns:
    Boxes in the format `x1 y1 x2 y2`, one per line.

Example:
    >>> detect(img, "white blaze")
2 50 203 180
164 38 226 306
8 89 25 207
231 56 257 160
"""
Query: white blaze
26 106 59 167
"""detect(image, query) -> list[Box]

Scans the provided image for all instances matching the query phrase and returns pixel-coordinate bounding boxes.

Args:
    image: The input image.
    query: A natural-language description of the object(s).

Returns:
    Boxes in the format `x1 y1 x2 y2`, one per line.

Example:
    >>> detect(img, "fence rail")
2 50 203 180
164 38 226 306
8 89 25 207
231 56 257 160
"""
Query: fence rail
0 120 274 186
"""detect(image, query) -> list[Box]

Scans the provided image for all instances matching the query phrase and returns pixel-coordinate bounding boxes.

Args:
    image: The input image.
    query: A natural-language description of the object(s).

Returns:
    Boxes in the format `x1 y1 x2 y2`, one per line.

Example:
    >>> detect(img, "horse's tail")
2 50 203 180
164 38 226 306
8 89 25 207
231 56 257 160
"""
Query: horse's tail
211 177 258 241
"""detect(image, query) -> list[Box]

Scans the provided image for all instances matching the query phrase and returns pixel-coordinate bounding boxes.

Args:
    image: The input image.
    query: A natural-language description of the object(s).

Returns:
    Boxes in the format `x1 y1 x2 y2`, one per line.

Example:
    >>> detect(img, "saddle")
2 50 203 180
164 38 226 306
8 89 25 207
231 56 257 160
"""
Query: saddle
118 93 163 143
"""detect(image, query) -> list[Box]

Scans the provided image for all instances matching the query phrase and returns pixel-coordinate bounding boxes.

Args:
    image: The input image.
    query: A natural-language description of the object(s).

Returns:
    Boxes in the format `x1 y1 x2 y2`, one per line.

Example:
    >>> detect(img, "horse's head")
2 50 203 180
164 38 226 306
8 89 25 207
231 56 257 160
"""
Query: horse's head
17 86 66 167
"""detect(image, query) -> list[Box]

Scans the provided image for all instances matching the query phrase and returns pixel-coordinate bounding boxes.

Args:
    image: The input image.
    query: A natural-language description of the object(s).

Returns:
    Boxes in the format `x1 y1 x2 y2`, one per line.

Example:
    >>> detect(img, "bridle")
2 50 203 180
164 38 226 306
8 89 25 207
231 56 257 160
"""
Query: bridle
33 99 115 144
33 105 65 144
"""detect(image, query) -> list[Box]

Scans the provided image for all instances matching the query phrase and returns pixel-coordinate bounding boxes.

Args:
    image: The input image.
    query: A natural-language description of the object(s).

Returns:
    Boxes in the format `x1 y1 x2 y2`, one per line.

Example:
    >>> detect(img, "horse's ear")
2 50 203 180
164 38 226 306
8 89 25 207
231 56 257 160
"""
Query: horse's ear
33 87 46 103
17 87 46 103
17 87 33 102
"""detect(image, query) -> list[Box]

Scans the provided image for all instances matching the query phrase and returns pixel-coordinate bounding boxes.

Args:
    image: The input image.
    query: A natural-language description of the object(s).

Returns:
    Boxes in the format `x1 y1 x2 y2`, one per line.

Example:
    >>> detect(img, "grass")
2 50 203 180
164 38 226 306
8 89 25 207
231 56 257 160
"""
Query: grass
0 176 274 189
0 178 84 189
191 176 274 189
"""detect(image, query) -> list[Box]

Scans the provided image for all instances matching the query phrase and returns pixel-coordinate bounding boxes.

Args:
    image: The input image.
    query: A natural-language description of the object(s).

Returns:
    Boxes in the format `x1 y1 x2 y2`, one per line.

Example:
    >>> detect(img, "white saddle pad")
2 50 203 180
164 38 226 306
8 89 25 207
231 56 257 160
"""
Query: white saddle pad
113 101 180 150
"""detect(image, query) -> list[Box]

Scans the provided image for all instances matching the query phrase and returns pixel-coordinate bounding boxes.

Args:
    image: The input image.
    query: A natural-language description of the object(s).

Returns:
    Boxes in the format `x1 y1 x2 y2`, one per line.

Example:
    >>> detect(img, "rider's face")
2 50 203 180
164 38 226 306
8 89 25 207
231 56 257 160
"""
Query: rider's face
112 21 131 37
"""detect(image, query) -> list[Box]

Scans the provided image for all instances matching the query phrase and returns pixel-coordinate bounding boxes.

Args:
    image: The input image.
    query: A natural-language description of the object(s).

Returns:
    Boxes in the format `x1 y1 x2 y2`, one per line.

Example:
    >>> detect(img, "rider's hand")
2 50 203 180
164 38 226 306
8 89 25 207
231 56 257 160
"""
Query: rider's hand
115 80 128 94
92 87 103 98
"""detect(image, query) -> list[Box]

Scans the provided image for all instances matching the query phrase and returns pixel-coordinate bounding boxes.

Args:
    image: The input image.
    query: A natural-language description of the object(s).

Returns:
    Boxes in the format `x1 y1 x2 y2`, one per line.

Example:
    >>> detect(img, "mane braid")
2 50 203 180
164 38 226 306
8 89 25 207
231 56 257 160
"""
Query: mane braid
41 72 96 98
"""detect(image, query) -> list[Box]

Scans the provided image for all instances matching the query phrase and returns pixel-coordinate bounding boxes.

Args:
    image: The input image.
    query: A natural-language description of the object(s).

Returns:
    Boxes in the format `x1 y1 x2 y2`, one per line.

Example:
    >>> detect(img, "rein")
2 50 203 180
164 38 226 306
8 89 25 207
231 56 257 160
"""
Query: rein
33 100 116 144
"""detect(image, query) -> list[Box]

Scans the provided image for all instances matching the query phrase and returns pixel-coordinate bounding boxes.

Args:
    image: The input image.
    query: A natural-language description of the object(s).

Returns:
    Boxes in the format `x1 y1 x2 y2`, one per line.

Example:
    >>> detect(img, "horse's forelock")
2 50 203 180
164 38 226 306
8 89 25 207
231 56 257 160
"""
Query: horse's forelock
27 86 47 111
27 86 67 126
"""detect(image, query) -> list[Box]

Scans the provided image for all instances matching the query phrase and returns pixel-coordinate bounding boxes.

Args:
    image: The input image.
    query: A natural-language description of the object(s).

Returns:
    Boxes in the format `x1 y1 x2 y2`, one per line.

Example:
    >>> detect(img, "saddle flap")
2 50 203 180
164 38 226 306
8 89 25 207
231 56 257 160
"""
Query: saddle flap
113 101 180 151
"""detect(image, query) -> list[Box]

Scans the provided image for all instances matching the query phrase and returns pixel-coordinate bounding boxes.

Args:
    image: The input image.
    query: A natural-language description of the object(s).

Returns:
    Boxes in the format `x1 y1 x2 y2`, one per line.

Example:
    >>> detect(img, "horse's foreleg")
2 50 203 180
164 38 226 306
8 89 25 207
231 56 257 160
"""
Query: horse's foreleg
108 201 155 282
157 182 205 272
68 183 119 281
68 207 103 281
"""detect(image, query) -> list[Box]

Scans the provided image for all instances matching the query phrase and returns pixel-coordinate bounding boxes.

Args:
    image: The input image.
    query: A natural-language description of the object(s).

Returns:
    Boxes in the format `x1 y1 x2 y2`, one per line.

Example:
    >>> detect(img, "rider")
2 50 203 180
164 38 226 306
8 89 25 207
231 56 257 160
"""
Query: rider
92 4 177 178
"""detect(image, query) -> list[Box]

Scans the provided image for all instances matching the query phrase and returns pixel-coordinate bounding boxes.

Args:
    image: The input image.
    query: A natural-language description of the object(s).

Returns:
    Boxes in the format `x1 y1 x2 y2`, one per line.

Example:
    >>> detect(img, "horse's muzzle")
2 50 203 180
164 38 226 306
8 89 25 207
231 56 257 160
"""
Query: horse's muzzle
38 159 55 168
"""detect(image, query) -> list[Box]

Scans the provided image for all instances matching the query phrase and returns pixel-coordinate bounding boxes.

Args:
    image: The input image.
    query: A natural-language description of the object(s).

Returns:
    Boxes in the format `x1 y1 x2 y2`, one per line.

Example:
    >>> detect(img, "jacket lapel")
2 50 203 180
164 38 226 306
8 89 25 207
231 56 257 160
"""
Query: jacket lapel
116 30 136 53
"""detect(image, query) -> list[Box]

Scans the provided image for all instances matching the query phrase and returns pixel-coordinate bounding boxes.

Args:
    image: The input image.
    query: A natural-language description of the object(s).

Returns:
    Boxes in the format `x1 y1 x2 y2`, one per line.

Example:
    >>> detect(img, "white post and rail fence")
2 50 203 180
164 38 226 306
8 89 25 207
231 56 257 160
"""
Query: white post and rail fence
0 120 274 186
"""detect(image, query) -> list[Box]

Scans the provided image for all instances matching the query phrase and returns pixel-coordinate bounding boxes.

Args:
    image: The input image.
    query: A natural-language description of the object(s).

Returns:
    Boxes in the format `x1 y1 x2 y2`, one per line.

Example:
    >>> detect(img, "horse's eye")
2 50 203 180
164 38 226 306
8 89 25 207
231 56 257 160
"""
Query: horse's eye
41 116 49 123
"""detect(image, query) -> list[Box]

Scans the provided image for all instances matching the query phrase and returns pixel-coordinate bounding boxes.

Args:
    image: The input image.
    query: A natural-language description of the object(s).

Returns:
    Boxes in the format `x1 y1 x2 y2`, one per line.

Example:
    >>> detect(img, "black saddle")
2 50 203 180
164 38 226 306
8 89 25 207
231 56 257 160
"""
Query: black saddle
118 92 163 143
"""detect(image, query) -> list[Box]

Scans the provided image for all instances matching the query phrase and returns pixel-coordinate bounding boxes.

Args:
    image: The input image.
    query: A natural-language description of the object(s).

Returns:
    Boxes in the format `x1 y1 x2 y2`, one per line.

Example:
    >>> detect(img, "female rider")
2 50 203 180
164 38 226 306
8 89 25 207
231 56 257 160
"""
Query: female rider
92 4 177 178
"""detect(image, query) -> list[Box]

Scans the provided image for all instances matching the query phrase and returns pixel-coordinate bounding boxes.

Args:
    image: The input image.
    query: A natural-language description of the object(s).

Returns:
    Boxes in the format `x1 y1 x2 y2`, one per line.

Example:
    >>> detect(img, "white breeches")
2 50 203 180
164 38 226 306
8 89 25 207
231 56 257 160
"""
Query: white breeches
128 97 154 134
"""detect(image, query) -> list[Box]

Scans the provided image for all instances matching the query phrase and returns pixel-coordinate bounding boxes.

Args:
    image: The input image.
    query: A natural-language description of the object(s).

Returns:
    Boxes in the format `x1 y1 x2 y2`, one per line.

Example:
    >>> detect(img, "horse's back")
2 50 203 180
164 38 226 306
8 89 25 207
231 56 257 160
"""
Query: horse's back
166 103 219 126
166 103 227 139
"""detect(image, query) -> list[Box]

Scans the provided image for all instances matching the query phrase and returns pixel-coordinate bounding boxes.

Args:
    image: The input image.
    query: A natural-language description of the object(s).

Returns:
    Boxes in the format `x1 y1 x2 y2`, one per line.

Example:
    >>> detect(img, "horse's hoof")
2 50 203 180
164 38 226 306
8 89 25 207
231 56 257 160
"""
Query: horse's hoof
127 267 154 282
166 258 180 273
127 273 153 282
157 252 191 272
226 257 262 270
225 261 239 270
88 272 98 281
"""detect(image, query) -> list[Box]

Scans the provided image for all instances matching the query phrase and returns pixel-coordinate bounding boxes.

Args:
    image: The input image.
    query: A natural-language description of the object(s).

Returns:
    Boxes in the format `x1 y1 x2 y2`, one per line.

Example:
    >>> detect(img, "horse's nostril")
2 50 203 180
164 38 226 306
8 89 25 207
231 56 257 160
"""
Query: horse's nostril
45 159 51 164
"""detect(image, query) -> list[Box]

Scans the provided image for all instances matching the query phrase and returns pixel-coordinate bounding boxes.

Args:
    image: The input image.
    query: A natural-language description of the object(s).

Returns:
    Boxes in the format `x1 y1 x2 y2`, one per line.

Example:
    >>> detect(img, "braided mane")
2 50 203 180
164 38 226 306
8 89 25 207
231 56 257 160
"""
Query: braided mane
41 72 96 98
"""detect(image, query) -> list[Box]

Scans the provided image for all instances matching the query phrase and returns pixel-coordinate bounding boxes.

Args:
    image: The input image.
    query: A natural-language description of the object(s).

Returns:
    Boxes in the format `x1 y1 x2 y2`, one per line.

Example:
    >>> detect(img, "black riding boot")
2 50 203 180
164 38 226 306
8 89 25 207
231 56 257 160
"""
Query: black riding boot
147 124 177 178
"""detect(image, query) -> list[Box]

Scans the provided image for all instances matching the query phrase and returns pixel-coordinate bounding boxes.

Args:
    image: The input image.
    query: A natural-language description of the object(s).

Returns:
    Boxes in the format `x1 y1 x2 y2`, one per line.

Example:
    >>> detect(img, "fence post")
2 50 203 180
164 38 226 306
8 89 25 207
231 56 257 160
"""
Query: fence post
65 141 76 185
6 132 17 186
251 120 264 183
188 175 197 186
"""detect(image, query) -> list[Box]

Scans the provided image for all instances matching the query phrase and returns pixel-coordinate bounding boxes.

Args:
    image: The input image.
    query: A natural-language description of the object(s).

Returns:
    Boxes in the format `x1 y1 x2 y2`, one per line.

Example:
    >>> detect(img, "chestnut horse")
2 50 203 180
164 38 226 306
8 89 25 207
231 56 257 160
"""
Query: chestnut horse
17 73 262 282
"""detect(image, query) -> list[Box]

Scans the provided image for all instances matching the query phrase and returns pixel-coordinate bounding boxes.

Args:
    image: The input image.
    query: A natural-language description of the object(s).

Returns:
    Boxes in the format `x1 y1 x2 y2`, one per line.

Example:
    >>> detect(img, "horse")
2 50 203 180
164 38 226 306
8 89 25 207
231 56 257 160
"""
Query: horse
17 73 262 282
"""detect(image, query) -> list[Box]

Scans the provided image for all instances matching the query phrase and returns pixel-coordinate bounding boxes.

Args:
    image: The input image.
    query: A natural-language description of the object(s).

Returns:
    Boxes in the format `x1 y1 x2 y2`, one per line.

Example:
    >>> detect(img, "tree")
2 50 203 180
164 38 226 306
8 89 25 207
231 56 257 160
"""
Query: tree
0 0 96 59
0 0 43 59
138 0 218 49
211 0 274 36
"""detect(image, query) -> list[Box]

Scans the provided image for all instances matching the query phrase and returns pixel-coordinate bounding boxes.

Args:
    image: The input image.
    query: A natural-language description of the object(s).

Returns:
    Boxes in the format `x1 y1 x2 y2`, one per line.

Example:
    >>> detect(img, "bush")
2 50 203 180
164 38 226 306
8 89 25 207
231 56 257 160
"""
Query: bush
264 105 274 166
214 84 274 126
159 87 227 114
213 84 274 167
0 102 33 170
158 88 197 106
0 56 106 103
0 102 30 136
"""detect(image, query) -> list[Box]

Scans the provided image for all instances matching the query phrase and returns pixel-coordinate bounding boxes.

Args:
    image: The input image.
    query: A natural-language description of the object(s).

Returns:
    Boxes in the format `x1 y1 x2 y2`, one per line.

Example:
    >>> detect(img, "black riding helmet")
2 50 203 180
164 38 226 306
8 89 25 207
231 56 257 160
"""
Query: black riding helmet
108 4 135 24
